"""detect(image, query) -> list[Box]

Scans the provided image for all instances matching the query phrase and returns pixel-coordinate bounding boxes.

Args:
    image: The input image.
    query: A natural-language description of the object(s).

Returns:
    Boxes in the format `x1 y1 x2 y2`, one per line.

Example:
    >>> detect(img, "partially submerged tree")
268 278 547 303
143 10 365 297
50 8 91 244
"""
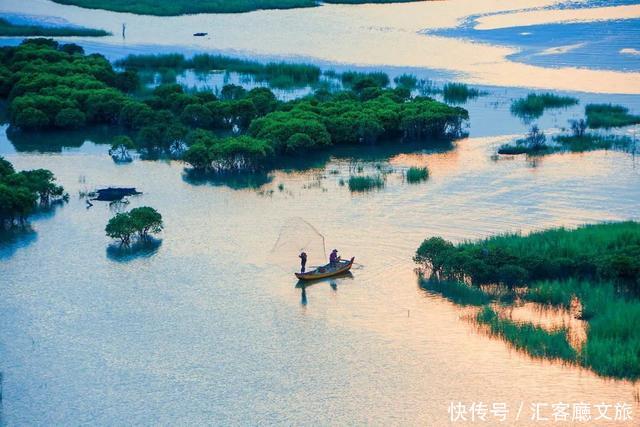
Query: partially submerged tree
105 206 163 244
129 206 163 238
109 135 135 163
0 156 66 228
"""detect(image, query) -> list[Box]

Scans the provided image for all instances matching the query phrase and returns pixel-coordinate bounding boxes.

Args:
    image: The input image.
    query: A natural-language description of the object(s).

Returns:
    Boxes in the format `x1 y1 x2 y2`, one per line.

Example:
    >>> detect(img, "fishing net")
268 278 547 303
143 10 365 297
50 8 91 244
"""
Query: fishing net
269 217 327 269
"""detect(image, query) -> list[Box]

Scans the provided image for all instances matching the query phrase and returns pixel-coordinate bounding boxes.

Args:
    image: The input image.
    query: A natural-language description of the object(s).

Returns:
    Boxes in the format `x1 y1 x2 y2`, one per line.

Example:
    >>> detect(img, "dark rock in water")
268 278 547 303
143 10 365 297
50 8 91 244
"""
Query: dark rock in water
93 187 141 201
193 32 208 37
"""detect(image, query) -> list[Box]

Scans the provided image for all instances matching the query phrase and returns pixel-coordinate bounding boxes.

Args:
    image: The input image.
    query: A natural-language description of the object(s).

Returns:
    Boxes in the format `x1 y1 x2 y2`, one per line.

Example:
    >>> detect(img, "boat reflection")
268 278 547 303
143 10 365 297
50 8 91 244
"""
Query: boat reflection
296 271 354 306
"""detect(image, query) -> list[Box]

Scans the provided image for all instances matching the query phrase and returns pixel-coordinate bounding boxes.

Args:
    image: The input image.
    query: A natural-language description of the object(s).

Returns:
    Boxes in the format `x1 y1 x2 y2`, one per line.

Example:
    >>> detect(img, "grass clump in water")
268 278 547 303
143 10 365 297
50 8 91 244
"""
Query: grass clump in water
524 280 576 309
511 93 578 119
415 222 640 380
419 276 491 306
524 279 640 379
442 83 481 104
117 53 321 88
50 0 422 15
498 125 549 156
393 73 418 90
585 104 640 129
405 166 429 183
416 221 640 291
348 175 384 192
477 306 577 362
581 290 640 379
0 18 110 37
554 134 633 152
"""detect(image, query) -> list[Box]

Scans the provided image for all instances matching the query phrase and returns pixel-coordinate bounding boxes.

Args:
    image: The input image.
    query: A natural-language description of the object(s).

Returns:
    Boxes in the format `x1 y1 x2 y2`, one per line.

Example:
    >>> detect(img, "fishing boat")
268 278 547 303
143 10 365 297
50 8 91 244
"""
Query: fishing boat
295 257 355 281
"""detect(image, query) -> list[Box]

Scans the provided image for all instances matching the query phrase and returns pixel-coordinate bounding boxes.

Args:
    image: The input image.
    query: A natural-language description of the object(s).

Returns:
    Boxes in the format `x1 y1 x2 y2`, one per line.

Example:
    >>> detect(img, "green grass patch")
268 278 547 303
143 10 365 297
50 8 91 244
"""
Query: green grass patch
419 276 492 306
116 53 321 87
554 133 634 152
50 0 422 15
585 104 640 129
405 166 429 183
415 224 640 380
511 93 578 119
415 222 640 291
477 306 577 361
524 279 640 380
524 280 576 308
0 18 109 37
442 83 481 104
497 142 550 155
348 175 384 192
499 133 634 155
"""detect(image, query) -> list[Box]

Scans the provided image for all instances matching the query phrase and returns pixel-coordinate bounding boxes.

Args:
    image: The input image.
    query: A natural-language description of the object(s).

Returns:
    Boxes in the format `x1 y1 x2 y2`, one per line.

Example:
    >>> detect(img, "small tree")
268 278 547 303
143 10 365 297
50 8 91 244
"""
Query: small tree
523 125 546 150
414 237 455 273
105 212 137 245
570 119 587 137
106 206 163 244
109 135 135 163
129 206 163 238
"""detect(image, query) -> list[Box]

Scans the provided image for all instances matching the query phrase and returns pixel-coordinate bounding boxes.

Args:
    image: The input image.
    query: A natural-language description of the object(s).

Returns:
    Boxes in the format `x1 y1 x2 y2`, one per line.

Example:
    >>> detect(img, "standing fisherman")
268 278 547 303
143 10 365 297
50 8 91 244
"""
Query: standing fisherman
299 251 307 273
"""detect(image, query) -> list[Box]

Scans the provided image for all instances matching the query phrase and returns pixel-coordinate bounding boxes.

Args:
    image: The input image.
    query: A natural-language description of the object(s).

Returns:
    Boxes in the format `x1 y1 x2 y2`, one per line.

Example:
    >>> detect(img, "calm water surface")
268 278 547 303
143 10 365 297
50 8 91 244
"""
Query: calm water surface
2 128 640 424
2 0 640 424
2 0 640 93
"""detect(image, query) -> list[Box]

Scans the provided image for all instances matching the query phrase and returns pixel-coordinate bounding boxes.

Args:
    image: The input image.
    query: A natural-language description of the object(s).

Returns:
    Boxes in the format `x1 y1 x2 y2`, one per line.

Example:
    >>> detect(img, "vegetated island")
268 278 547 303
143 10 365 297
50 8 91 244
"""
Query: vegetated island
0 156 67 229
414 221 640 380
0 18 110 37
106 206 163 245
510 92 578 121
49 0 425 16
498 117 637 156
1 39 469 174
115 53 322 89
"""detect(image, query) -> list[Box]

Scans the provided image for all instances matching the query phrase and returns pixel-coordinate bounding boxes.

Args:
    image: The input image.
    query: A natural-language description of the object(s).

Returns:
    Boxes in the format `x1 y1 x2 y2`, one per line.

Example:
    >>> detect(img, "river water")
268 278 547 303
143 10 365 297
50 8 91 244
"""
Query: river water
2 0 640 425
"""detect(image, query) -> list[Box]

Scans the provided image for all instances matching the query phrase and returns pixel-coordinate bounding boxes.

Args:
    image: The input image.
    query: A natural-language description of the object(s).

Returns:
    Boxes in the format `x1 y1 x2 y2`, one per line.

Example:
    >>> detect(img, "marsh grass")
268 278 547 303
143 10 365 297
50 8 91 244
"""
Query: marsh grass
511 93 578 119
499 134 634 156
419 276 491 306
554 133 634 152
416 222 640 380
51 0 422 15
525 279 640 379
0 18 109 37
524 280 575 309
442 83 481 104
585 104 640 129
116 53 321 87
347 175 384 192
477 306 577 362
405 166 429 183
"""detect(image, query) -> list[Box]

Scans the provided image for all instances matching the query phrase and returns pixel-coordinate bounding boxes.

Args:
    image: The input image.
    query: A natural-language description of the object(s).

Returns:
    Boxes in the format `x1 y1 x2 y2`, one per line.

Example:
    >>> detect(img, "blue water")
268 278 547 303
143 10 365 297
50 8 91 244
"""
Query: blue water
428 17 640 72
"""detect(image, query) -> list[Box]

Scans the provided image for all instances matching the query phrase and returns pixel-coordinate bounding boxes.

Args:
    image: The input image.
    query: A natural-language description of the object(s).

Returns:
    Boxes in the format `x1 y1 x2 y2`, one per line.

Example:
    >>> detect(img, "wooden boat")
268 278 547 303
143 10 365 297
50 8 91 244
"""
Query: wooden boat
295 257 355 281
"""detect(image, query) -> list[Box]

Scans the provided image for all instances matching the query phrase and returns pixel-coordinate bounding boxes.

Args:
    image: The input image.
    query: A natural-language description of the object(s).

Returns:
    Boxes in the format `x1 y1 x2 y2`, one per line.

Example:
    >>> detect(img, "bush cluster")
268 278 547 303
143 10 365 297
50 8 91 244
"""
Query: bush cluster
0 156 66 228
414 222 640 291
105 206 163 245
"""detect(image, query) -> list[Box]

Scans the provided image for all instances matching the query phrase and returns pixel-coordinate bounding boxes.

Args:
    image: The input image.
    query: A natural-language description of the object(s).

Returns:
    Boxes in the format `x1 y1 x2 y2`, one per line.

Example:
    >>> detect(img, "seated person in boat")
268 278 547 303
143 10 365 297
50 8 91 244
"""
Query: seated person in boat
329 249 341 268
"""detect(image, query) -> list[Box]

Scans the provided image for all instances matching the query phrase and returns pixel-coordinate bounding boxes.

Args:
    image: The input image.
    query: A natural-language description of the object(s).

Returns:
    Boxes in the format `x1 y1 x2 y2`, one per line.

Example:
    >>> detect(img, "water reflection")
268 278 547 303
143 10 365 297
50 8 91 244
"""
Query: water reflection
5 126 119 153
0 226 37 260
105 237 162 262
182 168 273 190
296 272 354 306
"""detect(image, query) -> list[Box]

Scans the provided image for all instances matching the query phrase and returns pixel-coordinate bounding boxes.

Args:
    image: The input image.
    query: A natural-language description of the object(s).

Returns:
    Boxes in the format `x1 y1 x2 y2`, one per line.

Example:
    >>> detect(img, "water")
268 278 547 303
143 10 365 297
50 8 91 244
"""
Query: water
2 0 640 424
2 127 640 424
2 0 640 93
